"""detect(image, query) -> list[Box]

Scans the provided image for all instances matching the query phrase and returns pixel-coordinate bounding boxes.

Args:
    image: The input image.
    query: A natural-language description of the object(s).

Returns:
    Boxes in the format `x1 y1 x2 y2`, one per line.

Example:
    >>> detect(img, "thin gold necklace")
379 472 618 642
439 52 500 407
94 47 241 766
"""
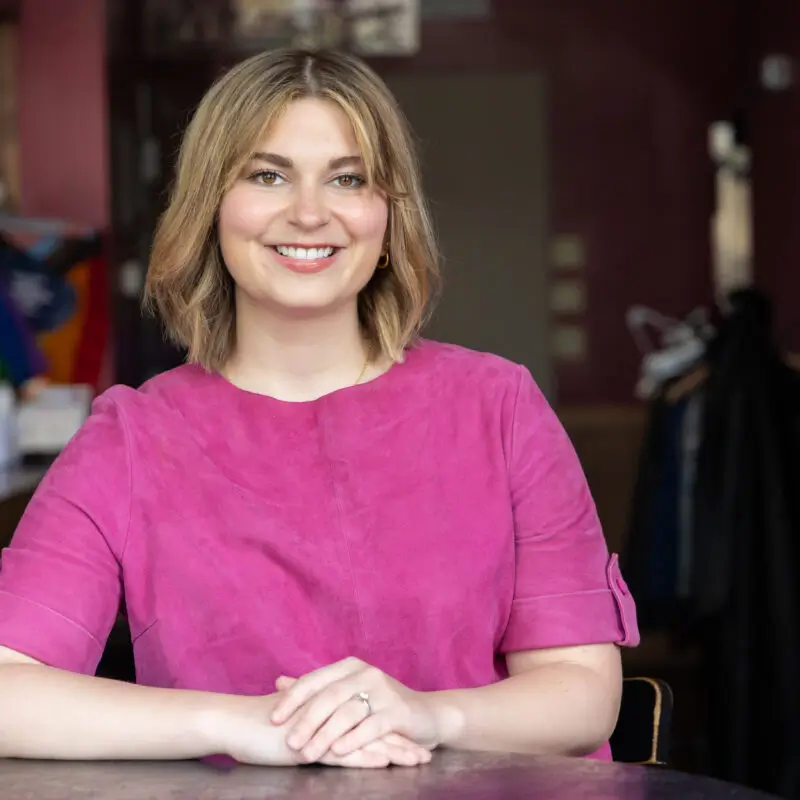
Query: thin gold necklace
355 345 371 385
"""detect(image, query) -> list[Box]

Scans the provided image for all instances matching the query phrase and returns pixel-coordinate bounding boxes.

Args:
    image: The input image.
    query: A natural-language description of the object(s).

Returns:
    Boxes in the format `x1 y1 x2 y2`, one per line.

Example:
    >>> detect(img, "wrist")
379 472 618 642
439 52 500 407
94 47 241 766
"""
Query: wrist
425 690 465 749
194 691 296 764
193 692 247 756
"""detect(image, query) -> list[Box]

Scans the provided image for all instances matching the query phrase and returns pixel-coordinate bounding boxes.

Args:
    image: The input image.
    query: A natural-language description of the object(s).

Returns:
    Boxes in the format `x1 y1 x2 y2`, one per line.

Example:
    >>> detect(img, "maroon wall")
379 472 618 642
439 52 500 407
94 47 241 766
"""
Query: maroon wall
387 1 741 403
15 0 749 402
749 0 800 352
17 0 108 228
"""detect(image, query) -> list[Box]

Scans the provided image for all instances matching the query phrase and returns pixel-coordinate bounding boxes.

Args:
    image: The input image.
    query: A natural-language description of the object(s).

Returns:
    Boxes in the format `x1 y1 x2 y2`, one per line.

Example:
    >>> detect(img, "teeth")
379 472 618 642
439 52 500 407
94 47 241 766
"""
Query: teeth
275 245 335 260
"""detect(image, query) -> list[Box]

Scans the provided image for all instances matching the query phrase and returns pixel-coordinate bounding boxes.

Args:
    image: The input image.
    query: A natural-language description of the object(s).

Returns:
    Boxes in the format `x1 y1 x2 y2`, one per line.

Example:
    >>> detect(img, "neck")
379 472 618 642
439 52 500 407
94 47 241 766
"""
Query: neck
223 294 370 401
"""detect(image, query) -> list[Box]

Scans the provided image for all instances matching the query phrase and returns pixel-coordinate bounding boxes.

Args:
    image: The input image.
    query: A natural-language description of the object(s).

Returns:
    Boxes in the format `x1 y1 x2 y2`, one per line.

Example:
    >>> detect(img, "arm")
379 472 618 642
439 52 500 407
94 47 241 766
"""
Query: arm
0 649 428 766
428 365 637 756
0 645 262 761
429 367 636 755
0 393 281 762
428 365 636 755
270 643 622 761
0 393 428 767
428 643 622 756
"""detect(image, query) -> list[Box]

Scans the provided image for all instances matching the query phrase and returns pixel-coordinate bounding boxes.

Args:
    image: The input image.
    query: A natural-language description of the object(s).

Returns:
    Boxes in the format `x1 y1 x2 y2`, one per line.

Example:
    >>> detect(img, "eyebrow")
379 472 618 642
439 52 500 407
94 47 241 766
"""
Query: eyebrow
250 152 364 170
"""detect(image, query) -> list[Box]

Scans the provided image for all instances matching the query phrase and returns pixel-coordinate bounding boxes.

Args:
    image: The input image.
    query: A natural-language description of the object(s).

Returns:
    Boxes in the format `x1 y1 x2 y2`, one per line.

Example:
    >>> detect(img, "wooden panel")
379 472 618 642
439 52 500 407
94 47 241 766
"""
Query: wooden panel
558 404 647 556
0 22 19 211
385 71 551 395
0 1 17 22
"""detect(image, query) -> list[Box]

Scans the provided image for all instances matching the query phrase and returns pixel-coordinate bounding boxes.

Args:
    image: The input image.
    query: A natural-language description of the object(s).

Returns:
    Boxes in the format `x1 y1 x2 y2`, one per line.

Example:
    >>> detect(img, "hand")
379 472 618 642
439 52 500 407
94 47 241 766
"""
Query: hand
209 691 431 768
270 658 443 764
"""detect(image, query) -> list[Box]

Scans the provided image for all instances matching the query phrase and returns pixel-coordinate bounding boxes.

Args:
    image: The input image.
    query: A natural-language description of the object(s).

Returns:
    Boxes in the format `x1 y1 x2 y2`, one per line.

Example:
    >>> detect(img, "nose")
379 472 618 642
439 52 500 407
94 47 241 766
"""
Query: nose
287 182 330 230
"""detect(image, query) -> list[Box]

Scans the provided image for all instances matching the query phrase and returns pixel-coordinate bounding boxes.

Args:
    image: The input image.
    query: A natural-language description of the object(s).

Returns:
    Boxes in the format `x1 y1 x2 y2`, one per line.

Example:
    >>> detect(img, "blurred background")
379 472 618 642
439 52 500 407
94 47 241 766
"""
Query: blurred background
1 1 800 796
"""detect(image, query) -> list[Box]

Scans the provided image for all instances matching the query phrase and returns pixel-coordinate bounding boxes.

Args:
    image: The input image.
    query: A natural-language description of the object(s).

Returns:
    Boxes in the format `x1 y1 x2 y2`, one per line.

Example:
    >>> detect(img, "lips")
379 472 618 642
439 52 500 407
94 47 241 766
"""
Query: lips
269 244 342 275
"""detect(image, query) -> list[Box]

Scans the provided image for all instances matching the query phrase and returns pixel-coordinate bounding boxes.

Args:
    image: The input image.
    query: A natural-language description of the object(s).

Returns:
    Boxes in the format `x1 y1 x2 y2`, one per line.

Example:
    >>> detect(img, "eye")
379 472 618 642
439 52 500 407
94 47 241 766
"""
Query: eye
332 173 366 189
248 170 286 186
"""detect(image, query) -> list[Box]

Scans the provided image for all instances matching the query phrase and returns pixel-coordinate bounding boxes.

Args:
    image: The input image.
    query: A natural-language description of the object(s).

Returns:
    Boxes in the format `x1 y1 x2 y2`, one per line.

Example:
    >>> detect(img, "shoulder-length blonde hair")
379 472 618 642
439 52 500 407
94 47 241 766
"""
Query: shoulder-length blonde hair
144 48 440 372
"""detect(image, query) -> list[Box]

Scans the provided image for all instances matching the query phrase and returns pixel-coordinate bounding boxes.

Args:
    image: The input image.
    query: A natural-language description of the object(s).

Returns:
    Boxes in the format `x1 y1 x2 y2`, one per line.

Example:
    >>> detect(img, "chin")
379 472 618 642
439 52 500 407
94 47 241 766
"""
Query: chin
235 267 370 318
258 289 355 317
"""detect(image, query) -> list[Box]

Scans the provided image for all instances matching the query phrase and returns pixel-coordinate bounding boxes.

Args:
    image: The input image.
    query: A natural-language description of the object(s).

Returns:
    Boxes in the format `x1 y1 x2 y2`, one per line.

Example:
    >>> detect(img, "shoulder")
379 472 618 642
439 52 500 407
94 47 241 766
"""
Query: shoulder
91 364 210 426
406 339 546 412
405 340 560 451
51 365 210 468
407 339 529 393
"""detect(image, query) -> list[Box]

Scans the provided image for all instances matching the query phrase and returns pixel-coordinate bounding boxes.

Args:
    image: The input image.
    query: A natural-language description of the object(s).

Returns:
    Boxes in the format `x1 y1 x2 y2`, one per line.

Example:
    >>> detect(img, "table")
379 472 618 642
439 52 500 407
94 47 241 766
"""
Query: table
0 751 780 799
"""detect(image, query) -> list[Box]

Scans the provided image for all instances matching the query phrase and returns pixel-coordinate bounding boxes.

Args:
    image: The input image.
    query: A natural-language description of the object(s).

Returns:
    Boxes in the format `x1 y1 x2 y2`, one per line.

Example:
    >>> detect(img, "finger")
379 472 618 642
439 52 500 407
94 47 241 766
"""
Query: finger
275 675 297 690
376 733 433 763
362 739 431 767
271 658 364 724
328 714 392 757
300 702 388 763
381 733 433 761
316 734 432 769
319 746 389 769
285 674 372 751
332 728 432 762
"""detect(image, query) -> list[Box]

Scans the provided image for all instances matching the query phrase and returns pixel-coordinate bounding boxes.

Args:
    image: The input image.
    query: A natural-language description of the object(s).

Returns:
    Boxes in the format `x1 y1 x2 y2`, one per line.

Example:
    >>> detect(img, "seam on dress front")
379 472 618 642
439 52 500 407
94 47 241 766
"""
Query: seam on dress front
316 401 368 653
113 396 135 565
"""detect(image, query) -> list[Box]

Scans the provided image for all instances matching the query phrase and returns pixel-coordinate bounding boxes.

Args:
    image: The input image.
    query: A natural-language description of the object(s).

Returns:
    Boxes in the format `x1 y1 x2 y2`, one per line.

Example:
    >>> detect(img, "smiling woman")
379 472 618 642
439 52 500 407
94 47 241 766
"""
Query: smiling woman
0 48 639 770
144 49 437 385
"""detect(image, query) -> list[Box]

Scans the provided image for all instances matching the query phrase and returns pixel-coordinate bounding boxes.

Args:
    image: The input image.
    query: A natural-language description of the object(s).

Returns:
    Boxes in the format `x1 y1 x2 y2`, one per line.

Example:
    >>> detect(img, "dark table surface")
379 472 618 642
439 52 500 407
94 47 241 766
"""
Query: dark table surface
0 751 781 799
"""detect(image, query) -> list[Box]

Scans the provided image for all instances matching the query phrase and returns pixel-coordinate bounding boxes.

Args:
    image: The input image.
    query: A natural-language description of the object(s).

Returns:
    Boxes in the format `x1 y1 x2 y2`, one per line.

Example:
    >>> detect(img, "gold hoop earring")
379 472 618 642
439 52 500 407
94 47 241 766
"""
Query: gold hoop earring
377 251 390 269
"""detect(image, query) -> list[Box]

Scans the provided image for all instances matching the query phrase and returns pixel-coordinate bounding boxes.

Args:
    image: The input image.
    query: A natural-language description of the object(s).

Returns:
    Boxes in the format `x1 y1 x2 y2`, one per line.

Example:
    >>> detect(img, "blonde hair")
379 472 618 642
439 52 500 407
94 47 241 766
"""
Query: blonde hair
144 48 440 371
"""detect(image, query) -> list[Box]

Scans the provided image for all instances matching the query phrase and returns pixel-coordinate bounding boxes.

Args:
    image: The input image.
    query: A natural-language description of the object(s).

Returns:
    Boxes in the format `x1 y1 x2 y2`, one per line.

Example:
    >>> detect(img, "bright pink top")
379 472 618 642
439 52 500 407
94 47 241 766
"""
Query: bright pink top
0 340 638 760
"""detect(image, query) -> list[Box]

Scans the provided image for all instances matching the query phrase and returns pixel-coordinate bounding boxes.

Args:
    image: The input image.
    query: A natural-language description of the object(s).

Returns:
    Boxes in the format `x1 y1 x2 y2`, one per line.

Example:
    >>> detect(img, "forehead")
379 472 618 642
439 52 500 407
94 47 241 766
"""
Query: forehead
256 97 361 158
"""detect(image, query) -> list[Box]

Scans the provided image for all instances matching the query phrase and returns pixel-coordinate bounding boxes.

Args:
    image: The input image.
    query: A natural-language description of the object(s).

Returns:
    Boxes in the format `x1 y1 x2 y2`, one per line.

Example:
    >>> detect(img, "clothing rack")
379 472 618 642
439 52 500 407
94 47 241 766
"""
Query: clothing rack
624 289 800 798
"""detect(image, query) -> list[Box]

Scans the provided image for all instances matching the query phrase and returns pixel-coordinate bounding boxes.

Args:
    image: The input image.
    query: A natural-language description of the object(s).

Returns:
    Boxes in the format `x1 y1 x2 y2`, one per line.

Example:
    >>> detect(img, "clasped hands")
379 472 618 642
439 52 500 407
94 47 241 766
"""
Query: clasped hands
267 657 445 768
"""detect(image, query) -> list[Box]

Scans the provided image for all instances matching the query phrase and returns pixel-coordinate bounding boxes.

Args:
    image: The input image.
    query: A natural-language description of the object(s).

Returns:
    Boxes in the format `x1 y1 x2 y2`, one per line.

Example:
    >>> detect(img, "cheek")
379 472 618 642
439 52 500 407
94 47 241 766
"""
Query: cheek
219 186 274 241
342 197 389 244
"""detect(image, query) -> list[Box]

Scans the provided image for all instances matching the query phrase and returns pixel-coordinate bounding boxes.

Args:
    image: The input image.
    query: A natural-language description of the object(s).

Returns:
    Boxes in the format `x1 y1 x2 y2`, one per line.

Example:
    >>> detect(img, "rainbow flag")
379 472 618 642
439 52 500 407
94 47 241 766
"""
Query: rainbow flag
0 220 109 392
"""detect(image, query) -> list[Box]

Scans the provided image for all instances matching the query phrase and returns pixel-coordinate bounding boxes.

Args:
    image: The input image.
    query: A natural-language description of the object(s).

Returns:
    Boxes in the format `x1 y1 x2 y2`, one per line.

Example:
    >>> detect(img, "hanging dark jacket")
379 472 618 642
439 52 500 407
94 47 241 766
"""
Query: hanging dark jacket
690 289 800 798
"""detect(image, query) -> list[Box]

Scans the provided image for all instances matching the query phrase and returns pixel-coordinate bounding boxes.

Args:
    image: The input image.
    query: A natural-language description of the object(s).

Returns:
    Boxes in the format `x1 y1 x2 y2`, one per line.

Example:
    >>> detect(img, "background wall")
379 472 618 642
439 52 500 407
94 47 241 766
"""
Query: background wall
749 0 800 354
17 0 108 229
11 0 799 404
380 0 740 403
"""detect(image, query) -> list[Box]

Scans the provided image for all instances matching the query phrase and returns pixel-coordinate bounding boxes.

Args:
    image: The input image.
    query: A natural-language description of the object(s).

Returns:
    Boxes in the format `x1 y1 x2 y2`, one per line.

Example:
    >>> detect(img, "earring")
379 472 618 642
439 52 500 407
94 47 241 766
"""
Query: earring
377 251 390 269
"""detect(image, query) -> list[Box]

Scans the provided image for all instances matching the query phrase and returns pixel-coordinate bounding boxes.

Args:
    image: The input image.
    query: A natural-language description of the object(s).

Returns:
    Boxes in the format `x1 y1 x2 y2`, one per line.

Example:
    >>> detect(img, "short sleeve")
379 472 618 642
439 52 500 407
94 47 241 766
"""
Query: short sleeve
0 390 131 673
499 366 640 653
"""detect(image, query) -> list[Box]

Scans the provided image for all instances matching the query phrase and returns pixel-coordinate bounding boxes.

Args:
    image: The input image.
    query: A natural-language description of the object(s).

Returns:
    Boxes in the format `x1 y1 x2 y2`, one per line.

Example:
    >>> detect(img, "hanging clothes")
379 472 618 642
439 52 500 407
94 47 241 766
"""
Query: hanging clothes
626 288 800 798
0 272 47 387
0 221 108 392
690 289 800 798
624 388 702 630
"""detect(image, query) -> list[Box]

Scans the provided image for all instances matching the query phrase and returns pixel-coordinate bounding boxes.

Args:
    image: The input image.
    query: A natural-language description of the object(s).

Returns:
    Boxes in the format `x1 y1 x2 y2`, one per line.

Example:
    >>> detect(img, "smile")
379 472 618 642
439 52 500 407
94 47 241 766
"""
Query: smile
274 245 338 260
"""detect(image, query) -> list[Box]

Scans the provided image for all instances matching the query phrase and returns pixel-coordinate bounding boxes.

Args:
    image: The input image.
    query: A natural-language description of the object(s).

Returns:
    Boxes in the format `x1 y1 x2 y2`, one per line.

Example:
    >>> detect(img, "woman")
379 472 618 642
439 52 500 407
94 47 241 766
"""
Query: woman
0 49 638 767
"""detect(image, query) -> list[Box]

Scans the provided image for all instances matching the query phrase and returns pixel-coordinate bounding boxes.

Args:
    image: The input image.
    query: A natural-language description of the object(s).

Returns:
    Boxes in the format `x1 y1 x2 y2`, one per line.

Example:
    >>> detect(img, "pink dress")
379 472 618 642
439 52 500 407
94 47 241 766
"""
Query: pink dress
0 340 638 760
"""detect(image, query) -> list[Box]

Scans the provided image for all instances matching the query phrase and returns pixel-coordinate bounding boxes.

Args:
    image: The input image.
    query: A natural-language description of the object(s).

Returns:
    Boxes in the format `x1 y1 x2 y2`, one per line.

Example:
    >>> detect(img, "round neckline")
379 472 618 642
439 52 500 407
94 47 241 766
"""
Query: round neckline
202 339 427 406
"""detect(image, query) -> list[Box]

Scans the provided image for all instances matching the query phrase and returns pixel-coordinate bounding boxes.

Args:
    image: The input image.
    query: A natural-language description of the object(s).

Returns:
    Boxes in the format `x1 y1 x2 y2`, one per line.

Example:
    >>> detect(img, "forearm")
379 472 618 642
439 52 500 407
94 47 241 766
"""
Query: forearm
0 663 279 761
428 663 621 757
